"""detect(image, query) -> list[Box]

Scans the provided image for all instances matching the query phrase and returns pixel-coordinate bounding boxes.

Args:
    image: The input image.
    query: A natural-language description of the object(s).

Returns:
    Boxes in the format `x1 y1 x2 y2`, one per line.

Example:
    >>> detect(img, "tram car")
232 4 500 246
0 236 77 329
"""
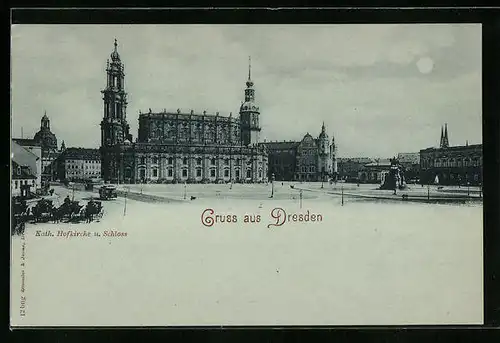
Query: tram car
99 185 118 200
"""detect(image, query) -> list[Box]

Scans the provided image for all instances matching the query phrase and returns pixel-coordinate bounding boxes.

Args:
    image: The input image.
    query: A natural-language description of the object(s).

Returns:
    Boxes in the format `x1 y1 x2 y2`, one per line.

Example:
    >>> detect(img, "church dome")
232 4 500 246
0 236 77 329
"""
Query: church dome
240 101 259 112
111 50 120 62
34 129 58 151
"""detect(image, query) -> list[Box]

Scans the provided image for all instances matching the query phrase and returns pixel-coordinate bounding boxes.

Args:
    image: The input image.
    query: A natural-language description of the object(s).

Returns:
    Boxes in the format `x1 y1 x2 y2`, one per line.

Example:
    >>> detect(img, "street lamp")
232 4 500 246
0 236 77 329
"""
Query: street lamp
270 173 275 198
123 186 128 216
321 171 324 189
466 173 470 197
184 181 187 200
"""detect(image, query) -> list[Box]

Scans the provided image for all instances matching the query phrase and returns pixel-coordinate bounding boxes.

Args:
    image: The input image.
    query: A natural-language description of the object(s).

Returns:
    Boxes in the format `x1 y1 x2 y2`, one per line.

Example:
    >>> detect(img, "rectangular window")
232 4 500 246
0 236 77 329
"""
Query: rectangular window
182 169 188 177
224 169 229 177
196 169 202 177
141 157 146 165
183 158 188 165
152 169 158 177
15 180 18 189
211 158 216 166
168 169 173 177
153 157 158 164
168 157 173 165
236 170 240 179
210 169 216 177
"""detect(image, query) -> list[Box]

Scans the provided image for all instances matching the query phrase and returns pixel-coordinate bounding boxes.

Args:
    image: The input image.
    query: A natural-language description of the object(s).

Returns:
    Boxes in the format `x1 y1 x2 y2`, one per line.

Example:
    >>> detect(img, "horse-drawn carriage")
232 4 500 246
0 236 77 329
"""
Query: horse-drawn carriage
30 198 104 223
32 198 54 223
99 185 117 200
12 198 29 235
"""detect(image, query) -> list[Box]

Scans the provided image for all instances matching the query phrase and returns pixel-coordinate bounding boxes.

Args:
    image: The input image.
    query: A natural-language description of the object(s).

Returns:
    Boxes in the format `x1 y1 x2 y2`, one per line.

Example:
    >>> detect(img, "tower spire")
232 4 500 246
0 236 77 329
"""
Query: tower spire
114 38 118 51
440 125 444 148
248 56 251 81
443 123 449 148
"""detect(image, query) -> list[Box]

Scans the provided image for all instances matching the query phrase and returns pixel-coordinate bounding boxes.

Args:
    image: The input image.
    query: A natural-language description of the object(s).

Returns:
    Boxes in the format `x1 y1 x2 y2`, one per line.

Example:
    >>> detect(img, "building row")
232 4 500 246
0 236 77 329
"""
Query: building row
99 40 336 184
336 124 482 186
11 42 482 189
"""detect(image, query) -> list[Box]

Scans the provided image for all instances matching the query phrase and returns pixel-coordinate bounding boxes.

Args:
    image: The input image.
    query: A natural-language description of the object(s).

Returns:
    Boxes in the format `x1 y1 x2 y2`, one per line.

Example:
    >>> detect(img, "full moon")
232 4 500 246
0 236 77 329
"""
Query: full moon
416 57 434 74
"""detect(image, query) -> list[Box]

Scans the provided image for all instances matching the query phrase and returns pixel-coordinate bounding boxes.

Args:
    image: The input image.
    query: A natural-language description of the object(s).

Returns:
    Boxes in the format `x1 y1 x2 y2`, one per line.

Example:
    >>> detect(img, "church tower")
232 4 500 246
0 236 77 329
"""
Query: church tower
100 39 130 182
331 135 338 179
439 123 449 148
317 122 330 181
443 123 449 148
239 56 261 146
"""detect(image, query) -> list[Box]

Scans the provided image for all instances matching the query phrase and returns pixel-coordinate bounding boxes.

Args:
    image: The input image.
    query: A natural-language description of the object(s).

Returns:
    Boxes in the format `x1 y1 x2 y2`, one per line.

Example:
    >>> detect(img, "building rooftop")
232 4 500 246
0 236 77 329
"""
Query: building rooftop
337 157 374 164
364 159 392 167
11 140 39 177
61 147 100 160
139 109 238 121
12 138 41 147
397 152 420 164
260 141 299 150
420 144 482 153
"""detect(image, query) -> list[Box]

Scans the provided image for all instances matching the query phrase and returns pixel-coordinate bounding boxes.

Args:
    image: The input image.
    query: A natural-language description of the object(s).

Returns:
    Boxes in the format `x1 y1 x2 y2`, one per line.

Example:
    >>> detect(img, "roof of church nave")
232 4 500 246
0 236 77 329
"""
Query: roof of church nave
138 108 240 120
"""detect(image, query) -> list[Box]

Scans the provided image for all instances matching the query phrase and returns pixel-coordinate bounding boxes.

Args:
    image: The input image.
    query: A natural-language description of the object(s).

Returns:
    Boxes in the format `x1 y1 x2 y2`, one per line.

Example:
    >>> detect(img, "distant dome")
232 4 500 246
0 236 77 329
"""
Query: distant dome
124 139 131 145
34 129 57 151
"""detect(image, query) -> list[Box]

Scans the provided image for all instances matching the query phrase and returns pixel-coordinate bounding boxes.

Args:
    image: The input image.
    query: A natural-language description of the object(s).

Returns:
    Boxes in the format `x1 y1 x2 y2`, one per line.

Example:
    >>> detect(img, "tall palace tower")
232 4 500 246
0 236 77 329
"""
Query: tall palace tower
239 57 261 146
100 39 131 182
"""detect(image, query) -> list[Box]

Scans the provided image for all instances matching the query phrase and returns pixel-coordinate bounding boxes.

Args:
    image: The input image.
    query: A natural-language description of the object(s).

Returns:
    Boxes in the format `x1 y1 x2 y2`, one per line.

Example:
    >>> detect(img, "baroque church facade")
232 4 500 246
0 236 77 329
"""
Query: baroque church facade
100 40 268 184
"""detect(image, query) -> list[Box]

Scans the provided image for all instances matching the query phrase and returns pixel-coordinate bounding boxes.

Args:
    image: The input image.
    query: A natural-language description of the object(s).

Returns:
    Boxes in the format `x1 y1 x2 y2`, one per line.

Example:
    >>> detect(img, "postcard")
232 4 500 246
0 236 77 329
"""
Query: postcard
10 23 483 326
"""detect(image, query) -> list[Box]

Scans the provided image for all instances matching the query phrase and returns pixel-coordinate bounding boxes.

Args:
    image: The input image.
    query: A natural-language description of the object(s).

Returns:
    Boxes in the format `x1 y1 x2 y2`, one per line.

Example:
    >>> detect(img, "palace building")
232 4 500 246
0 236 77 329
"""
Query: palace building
260 124 337 182
100 40 268 184
419 124 483 186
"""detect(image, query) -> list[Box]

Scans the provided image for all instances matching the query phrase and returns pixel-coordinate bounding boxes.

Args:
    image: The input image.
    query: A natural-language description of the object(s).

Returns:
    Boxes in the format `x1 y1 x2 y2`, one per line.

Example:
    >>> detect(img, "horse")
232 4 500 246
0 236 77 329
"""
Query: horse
51 205 65 223
32 199 53 223
84 201 98 223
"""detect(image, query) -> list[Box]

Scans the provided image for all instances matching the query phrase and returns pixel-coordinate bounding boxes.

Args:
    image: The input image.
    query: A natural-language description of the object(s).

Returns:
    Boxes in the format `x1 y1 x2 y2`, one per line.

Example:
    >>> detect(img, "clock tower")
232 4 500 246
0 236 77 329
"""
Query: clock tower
239 56 261 146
